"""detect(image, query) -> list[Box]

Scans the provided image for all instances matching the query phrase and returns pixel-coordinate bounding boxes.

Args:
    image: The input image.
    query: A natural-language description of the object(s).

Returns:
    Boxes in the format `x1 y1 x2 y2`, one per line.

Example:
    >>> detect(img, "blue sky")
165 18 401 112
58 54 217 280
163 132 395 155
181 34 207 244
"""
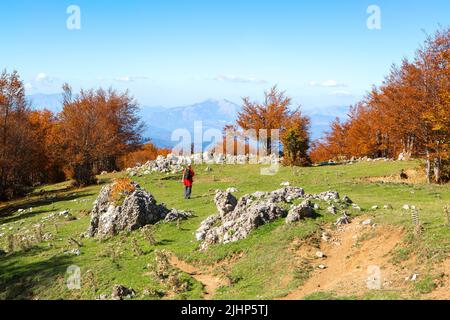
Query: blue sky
1 0 449 111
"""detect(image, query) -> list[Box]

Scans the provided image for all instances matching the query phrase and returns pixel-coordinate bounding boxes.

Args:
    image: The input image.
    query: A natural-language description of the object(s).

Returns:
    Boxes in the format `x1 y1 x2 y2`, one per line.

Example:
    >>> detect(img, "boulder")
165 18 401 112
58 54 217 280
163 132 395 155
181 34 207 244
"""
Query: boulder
214 190 238 217
111 285 135 300
285 200 315 224
163 209 192 223
88 183 190 239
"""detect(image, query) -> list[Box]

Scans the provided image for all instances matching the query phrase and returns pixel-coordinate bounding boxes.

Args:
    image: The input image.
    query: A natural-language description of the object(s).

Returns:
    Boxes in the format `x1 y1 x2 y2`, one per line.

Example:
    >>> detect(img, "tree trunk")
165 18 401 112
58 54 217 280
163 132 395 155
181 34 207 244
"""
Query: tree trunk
433 157 441 184
74 160 96 186
425 149 432 184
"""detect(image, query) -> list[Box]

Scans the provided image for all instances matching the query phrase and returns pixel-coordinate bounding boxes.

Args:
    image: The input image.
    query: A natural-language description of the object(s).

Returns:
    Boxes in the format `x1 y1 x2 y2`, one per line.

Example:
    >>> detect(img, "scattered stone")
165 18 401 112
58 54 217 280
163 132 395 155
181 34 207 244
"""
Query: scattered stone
163 209 192 223
321 232 331 242
402 204 411 210
327 205 337 215
316 251 325 258
342 195 353 204
64 249 81 256
280 181 290 187
59 210 70 216
362 219 372 226
97 294 109 300
204 166 213 172
318 191 340 201
226 187 239 193
335 213 351 226
313 203 321 210
18 209 25 214
318 264 327 269
111 285 135 300
411 274 419 281
352 204 362 211
371 205 379 210
384 204 393 209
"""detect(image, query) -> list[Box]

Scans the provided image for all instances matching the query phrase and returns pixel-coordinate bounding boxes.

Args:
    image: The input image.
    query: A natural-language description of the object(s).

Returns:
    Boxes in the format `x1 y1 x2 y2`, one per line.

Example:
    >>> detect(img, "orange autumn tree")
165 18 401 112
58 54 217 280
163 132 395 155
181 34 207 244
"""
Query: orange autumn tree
28 109 65 183
120 142 171 168
237 86 293 155
236 86 310 164
59 84 143 186
0 70 39 199
310 27 449 183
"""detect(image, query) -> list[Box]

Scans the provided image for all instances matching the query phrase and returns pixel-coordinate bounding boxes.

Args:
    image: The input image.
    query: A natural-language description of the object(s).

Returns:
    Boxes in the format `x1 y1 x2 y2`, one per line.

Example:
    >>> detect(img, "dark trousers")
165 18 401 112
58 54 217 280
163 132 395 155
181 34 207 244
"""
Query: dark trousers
184 185 192 199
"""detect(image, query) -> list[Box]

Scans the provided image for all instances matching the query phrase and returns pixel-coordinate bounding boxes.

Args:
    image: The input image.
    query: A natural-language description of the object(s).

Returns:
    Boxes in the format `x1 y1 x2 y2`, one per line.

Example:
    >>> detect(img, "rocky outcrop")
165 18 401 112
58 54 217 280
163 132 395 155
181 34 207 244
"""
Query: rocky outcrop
196 187 356 249
126 152 282 176
197 187 308 249
88 183 191 239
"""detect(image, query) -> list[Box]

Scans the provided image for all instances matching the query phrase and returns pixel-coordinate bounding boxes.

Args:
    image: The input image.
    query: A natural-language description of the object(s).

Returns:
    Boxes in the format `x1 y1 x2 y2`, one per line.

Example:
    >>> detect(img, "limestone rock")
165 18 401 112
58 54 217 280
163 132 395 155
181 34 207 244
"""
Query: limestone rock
285 200 315 224
111 285 135 300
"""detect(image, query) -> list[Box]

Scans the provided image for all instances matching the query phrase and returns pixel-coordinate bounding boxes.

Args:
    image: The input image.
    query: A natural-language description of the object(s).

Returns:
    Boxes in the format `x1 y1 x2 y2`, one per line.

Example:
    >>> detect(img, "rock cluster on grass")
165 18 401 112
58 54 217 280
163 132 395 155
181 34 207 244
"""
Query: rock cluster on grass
111 285 135 300
87 182 191 239
196 187 357 250
125 152 282 176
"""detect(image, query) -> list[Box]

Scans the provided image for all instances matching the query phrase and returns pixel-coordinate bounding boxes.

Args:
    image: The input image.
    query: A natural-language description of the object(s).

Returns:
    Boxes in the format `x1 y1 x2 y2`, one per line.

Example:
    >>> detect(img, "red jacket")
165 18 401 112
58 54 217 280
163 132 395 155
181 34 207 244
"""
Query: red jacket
183 169 195 187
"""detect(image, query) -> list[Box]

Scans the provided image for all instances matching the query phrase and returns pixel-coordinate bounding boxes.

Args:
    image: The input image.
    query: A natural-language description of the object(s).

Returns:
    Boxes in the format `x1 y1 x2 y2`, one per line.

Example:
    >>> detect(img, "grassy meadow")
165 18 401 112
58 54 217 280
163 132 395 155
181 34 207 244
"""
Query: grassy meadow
0 160 449 300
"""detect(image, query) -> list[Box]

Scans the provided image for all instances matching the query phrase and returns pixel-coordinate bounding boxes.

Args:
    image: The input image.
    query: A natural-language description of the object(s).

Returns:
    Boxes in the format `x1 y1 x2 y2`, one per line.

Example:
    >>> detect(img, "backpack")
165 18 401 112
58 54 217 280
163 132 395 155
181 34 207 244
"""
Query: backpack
183 169 192 180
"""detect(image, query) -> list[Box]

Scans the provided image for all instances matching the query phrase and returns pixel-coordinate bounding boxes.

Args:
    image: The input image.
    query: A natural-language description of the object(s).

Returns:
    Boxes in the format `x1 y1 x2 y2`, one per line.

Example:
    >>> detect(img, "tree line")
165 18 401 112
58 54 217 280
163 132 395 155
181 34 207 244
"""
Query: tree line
0 72 167 200
310 28 449 183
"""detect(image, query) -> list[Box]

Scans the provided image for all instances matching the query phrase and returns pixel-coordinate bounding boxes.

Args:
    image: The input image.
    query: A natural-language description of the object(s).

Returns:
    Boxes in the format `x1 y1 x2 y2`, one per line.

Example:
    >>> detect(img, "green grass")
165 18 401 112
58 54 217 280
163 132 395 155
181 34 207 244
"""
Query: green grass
0 160 449 300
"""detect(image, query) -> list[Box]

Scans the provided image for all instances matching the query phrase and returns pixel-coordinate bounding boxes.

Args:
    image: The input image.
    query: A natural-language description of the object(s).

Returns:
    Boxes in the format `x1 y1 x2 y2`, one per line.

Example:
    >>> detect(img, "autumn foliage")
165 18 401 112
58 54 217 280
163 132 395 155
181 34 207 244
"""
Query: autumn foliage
235 86 311 165
119 142 171 168
0 71 167 200
310 28 450 183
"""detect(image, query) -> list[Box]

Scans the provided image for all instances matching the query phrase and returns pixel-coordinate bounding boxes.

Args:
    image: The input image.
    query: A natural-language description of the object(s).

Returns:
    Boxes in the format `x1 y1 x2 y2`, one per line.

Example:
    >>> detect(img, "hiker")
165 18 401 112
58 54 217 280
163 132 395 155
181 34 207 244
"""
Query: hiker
182 164 195 199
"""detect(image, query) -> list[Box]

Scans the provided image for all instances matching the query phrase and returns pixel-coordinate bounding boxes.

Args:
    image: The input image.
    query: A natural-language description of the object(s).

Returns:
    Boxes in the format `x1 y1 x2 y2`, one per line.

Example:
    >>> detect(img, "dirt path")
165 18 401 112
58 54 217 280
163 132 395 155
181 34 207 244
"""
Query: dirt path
282 217 406 300
170 255 228 300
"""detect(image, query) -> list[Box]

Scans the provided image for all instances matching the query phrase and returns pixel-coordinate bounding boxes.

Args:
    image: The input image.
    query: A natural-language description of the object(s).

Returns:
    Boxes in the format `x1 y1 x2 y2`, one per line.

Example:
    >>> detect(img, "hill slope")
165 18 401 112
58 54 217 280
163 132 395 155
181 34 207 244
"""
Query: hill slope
0 161 448 300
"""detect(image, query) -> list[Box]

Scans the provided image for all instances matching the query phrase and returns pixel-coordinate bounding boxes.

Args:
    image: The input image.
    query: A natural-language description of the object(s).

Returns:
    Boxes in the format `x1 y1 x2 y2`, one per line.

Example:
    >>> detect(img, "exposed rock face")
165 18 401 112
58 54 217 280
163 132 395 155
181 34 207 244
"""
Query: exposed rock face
196 186 357 249
111 285 135 300
88 183 190 239
214 191 238 217
285 200 315 224
197 187 307 249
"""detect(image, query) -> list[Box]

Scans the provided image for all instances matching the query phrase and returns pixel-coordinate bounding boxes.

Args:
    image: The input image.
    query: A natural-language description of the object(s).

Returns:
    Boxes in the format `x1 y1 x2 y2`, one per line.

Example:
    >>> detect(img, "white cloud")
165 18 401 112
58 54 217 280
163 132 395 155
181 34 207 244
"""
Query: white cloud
114 75 150 82
214 75 267 84
24 82 33 90
310 80 348 88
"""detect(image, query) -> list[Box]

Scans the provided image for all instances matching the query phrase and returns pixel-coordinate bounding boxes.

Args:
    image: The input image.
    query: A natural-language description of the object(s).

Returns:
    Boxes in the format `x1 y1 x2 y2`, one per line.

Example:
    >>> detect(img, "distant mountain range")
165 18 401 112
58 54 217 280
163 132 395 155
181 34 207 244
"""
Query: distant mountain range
26 93 349 148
